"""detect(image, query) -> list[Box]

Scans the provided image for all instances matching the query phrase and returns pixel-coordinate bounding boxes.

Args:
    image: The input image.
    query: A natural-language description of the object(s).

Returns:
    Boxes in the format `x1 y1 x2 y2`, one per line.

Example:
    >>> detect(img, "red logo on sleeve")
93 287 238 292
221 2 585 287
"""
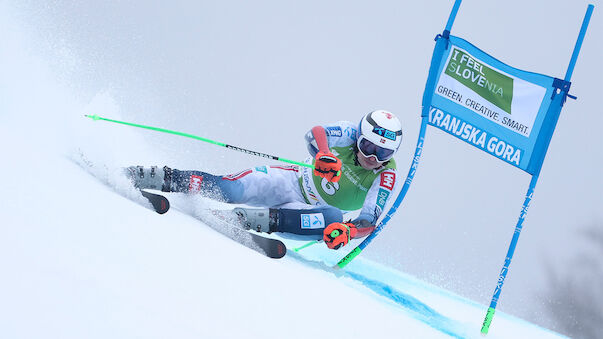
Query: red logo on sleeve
189 175 204 192
380 172 396 191
222 169 252 181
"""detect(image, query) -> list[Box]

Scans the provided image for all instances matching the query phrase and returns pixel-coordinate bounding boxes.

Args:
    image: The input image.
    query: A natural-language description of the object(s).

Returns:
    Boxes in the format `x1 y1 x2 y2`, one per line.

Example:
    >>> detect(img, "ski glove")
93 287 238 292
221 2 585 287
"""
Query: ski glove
314 151 342 183
323 222 357 250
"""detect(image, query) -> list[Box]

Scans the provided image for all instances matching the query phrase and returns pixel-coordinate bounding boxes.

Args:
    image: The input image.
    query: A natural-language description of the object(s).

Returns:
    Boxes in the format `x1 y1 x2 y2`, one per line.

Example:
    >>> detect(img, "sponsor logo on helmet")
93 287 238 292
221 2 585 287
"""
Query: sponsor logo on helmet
189 175 204 192
373 126 398 141
254 166 267 174
380 172 396 191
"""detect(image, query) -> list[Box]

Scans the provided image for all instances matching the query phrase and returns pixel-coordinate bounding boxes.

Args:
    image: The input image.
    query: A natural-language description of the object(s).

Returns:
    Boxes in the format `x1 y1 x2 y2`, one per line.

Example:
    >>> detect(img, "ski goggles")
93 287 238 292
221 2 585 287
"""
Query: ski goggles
356 136 396 162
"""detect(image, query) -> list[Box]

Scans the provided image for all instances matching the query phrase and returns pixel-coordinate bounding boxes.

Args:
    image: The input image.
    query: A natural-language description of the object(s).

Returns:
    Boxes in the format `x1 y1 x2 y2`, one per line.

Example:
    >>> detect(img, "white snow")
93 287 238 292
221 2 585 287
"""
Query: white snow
0 105 567 339
0 2 578 337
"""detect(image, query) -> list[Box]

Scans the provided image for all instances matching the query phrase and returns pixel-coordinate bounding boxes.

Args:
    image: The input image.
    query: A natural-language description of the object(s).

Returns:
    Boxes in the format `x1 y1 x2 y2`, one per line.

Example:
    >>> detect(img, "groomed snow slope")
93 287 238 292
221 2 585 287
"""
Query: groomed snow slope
0 116 567 339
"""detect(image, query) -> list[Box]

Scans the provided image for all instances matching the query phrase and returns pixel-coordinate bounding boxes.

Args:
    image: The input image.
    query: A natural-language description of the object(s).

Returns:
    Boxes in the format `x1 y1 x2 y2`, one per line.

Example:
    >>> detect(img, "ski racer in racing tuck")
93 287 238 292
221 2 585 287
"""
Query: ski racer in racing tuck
127 110 403 250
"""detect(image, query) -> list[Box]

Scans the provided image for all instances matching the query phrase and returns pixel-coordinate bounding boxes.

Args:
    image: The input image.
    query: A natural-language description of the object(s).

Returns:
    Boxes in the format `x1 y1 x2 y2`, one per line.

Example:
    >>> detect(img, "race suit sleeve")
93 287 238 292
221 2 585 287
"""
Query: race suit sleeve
350 168 398 237
304 121 358 157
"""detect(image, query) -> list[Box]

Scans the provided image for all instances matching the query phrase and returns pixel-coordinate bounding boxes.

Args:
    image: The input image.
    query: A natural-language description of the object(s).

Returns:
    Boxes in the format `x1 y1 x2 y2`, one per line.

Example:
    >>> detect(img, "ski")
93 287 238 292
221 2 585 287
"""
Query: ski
243 230 287 259
71 151 170 215
140 190 170 214
129 187 284 257
72 149 282 257
136 191 285 258
203 210 287 259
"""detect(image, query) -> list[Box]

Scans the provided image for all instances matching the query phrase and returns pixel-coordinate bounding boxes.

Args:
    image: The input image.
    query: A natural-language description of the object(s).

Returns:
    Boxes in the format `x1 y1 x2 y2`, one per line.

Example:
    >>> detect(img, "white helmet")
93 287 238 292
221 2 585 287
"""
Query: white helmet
357 110 403 162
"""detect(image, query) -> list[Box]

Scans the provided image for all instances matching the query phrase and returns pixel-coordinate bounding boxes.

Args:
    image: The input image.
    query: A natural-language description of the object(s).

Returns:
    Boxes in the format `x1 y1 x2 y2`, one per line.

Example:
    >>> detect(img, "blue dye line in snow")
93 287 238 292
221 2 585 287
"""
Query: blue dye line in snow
346 271 465 339
287 252 465 338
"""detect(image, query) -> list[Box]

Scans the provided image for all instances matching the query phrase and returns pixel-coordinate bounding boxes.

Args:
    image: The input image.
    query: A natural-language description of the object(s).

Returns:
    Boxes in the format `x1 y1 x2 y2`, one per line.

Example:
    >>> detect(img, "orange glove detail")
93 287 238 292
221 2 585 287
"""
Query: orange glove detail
313 151 342 183
323 222 357 250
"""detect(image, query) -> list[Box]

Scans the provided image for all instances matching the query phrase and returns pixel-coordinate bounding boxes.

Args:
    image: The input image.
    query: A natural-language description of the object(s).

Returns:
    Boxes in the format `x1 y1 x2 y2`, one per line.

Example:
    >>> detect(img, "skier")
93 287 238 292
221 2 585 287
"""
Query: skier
127 110 403 250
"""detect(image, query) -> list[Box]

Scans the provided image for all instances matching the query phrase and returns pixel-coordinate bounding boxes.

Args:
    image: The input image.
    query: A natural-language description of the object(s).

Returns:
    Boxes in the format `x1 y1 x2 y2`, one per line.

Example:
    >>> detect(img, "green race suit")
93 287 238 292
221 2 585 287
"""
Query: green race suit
300 121 398 224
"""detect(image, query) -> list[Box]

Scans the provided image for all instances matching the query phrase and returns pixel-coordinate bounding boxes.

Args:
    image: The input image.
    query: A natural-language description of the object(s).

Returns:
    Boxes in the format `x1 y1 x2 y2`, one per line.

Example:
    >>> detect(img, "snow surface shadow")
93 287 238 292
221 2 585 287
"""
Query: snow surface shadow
288 252 466 339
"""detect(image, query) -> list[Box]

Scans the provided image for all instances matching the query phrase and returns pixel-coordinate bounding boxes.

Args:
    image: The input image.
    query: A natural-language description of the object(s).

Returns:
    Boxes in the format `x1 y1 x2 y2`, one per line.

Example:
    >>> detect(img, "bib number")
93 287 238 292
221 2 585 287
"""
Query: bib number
321 178 340 195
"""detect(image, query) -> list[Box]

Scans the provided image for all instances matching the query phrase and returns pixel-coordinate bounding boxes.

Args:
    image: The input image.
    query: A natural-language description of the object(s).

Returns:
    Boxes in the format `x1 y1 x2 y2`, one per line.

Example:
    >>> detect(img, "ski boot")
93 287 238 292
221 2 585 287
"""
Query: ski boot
233 207 276 233
125 165 172 192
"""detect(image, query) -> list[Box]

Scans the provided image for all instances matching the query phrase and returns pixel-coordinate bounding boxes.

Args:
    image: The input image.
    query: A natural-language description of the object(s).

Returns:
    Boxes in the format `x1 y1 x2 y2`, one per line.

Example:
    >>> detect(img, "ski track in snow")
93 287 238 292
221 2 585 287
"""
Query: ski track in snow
62 148 567 338
70 150 274 257
286 251 467 338
347 271 464 338
71 154 466 338
346 271 465 339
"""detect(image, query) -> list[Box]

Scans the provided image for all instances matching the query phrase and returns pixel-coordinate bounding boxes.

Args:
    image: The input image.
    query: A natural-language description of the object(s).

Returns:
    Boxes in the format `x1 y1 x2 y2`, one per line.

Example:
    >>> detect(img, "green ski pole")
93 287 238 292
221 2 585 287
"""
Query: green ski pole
85 114 314 169
293 240 321 252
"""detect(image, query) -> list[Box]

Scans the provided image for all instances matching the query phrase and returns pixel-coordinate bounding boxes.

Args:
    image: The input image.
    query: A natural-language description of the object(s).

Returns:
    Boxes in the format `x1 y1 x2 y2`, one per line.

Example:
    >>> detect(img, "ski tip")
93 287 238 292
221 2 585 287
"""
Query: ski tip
155 198 170 214
268 241 287 259
140 190 170 214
